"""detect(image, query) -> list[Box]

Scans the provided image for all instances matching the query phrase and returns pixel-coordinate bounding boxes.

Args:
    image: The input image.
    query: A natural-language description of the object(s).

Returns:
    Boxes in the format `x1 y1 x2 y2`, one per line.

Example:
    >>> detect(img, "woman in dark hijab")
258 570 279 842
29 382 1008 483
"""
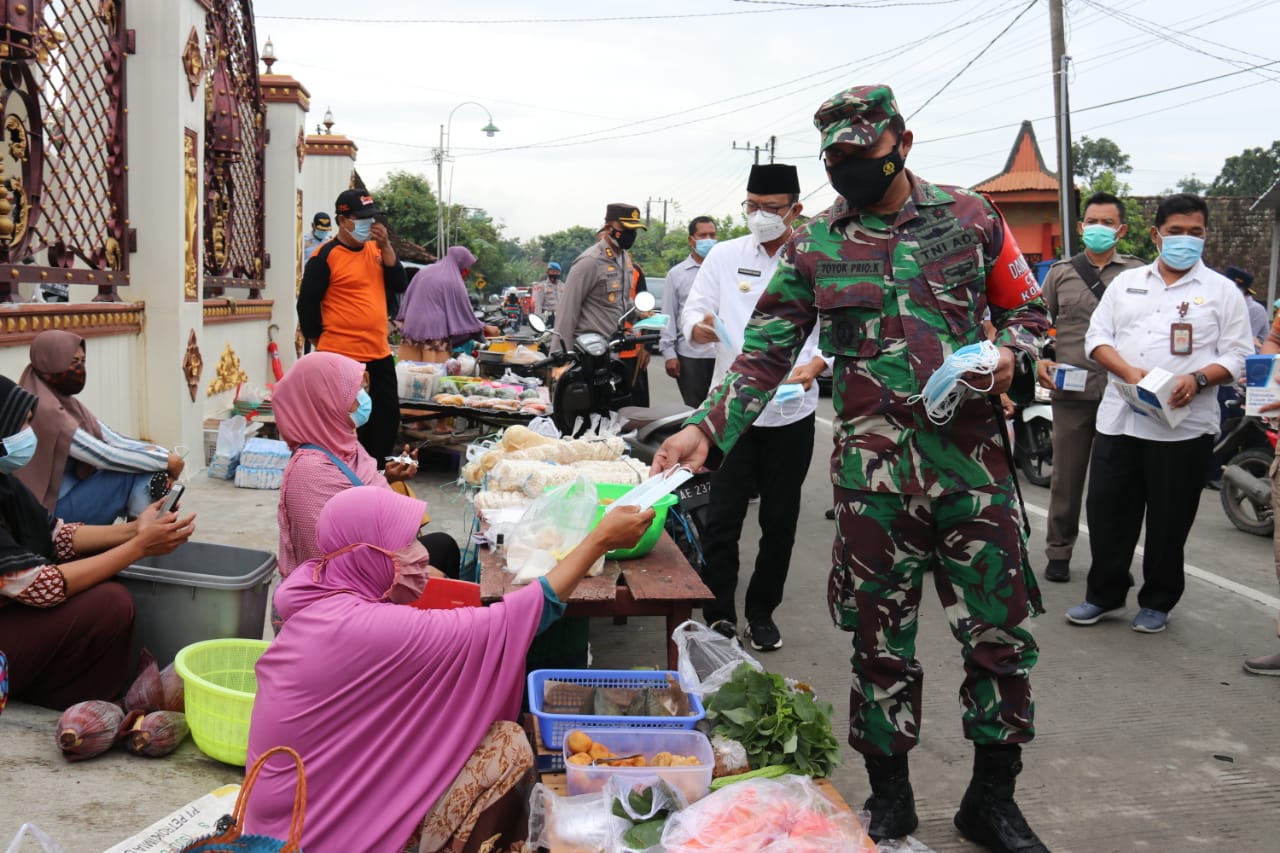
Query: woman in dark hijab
18 330 184 524
0 375 196 709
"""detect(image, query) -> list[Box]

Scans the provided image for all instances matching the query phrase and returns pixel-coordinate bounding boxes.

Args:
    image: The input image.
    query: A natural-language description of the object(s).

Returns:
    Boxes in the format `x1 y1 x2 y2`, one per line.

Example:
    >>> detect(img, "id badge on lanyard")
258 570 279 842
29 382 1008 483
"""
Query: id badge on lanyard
1171 301 1192 355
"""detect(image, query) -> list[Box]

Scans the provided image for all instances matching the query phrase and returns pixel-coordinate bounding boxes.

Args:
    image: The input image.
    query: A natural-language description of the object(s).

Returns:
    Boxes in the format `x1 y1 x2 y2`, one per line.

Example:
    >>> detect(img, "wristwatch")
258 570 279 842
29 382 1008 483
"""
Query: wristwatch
1193 371 1210 393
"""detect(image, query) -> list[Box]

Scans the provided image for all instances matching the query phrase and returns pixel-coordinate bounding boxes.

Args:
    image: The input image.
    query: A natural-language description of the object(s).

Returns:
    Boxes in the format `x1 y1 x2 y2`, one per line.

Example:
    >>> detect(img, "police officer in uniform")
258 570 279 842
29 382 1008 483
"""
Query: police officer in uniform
554 204 646 344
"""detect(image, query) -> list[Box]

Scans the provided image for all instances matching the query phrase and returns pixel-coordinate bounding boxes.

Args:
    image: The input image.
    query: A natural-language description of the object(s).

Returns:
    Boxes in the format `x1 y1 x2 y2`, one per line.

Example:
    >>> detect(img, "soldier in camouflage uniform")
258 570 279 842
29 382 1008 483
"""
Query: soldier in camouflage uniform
652 85 1051 853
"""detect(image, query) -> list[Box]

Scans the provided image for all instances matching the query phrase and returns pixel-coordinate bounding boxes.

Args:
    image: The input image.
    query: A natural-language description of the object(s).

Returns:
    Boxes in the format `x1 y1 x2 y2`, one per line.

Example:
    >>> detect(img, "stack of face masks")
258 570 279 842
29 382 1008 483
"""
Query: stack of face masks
909 340 1002 425
233 437 291 490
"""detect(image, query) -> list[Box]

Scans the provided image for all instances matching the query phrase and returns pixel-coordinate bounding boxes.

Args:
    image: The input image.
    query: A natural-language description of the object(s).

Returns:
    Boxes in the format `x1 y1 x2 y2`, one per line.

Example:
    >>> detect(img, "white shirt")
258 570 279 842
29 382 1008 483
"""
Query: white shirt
1086 260 1253 440
659 255 715 360
681 233 827 427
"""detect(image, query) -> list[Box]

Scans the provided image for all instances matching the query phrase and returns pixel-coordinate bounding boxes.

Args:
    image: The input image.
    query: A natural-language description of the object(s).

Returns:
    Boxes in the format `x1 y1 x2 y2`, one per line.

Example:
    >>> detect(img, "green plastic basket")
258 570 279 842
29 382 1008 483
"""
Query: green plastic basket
175 638 269 766
594 483 677 559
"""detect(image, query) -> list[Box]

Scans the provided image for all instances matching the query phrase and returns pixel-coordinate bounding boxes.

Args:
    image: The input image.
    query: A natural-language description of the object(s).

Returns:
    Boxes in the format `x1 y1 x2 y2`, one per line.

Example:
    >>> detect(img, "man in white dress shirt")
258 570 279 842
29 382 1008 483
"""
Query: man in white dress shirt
681 164 829 651
1066 194 1254 634
660 216 718 406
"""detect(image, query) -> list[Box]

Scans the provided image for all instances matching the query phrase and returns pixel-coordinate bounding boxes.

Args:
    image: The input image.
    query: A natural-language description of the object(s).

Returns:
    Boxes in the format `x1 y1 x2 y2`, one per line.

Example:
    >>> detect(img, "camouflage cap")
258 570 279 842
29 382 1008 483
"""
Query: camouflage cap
813 84 901 153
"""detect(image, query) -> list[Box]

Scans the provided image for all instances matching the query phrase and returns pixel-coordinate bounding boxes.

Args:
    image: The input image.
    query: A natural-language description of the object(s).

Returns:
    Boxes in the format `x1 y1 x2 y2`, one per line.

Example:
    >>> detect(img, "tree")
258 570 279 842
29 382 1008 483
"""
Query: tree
1080 171 1155 261
1173 174 1209 195
1208 140 1280 197
373 170 439 249
1071 136 1132 186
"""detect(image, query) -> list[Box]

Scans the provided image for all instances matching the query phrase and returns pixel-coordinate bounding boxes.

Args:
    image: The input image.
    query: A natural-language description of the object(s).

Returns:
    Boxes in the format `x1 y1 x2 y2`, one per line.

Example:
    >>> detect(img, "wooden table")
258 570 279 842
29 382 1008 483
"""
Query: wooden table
400 401 539 431
481 533 714 670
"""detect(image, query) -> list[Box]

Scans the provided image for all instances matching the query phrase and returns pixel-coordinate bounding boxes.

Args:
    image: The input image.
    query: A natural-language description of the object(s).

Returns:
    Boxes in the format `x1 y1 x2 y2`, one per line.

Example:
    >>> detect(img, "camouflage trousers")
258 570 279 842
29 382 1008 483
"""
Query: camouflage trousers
829 479 1043 757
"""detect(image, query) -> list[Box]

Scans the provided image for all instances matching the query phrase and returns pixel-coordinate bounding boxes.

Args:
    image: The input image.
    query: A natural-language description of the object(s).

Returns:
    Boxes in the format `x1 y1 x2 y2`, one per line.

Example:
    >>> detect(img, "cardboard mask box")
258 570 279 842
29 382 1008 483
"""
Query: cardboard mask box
1114 367 1191 429
1052 364 1089 392
1245 354 1279 417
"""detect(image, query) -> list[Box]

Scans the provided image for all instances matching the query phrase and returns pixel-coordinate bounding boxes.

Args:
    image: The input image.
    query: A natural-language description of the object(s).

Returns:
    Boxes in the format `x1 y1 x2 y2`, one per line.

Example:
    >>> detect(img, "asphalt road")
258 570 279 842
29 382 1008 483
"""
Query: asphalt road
593 373 1280 851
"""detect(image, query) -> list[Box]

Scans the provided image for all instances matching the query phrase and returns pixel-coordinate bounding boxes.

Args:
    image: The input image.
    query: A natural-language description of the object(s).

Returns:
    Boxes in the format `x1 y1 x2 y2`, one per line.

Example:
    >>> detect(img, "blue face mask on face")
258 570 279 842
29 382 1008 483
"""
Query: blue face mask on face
0 427 38 472
351 218 373 243
694 238 717 258
1158 234 1204 271
351 389 372 428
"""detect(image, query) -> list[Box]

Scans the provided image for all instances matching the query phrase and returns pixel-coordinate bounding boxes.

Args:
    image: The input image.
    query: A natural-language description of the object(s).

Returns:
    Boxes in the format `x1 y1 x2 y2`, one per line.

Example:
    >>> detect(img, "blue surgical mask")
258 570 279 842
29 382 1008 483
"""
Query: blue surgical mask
1080 224 1118 253
0 427 38 472
351 389 372 428
313 229 328 241
1158 234 1204 271
351 219 373 243
694 238 717 258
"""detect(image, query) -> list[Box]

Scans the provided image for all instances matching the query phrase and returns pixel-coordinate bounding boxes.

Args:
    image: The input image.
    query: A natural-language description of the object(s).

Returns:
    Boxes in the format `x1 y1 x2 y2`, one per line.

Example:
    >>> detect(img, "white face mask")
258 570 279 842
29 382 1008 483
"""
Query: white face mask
746 209 789 243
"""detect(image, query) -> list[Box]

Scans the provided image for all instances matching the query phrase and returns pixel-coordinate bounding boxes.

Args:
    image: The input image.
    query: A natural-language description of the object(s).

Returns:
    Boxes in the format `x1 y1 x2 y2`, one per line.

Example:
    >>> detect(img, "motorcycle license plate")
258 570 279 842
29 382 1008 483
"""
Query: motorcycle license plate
675 473 713 511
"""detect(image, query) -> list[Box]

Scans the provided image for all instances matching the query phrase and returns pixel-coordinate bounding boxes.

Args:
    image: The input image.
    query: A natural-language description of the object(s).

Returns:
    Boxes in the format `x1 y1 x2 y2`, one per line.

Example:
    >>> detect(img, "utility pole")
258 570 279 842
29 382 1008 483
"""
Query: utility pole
646 197 674 228
1050 0 1075 256
731 136 776 165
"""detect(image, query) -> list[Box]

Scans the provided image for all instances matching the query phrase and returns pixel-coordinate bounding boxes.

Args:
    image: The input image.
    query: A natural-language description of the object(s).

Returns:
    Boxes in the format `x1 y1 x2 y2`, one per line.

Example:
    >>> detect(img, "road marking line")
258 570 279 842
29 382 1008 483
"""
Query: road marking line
1021 501 1280 610
812 413 1278 608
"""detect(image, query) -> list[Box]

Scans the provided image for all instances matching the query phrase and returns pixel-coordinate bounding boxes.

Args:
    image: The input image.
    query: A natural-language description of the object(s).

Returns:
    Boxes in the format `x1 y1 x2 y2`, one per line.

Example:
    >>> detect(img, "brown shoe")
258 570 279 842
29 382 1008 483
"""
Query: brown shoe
1243 651 1280 676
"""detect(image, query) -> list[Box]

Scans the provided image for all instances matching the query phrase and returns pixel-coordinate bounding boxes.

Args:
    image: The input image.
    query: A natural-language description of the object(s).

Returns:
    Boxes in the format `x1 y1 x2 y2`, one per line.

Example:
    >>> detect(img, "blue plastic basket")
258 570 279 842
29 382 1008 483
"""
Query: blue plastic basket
528 669 704 750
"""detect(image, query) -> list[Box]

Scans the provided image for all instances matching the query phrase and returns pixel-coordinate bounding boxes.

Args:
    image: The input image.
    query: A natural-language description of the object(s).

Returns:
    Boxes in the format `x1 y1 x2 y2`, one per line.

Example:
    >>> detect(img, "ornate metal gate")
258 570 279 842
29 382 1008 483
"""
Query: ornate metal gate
0 0 130 302
202 0 265 298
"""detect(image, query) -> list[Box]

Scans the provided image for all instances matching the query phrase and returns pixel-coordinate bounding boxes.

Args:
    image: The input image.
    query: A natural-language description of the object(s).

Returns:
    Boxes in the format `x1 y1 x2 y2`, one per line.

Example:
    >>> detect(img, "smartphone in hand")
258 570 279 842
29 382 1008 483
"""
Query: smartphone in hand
158 484 185 514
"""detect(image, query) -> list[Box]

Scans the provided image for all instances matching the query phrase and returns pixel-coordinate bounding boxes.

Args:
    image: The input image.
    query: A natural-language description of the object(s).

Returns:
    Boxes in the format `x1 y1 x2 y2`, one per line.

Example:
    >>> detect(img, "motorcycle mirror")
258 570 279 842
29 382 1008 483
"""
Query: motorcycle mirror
634 292 656 313
528 314 547 334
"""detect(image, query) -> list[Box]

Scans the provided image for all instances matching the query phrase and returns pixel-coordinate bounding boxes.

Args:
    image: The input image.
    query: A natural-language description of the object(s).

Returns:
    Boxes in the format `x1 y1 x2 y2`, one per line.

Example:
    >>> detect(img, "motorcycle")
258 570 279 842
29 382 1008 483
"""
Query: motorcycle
526 291 662 437
1012 384 1054 487
617 401 712 575
1216 387 1277 537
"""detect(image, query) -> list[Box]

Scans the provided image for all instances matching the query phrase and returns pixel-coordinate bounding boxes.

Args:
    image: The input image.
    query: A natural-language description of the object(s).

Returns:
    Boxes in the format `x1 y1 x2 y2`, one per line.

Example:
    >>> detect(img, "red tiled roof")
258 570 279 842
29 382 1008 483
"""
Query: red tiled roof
972 120 1059 193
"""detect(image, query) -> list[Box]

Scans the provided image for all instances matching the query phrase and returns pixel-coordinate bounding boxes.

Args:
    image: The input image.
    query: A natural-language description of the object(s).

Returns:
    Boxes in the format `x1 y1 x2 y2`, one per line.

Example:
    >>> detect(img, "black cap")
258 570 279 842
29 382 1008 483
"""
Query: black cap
0 375 36 439
311 212 331 230
334 190 380 218
1224 265 1255 292
747 164 800 195
605 203 647 230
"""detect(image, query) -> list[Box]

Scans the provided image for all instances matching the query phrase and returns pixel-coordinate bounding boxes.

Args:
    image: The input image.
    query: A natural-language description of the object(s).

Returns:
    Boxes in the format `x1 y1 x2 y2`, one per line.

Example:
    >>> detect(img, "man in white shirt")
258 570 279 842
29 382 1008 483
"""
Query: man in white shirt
660 216 718 406
680 164 829 651
1067 194 1254 634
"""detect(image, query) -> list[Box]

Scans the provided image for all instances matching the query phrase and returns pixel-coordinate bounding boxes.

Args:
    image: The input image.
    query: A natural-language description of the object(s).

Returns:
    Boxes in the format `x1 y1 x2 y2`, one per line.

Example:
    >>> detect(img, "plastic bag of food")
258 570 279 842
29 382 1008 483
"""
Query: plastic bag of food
672 619 763 699
505 475 602 584
660 776 876 853
604 776 687 853
527 783 627 853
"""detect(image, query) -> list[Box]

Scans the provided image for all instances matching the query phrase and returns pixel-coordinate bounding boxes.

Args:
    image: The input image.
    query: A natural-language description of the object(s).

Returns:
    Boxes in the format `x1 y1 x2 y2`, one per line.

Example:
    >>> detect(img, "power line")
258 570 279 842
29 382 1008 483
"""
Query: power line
907 0 1039 121
255 1 962 25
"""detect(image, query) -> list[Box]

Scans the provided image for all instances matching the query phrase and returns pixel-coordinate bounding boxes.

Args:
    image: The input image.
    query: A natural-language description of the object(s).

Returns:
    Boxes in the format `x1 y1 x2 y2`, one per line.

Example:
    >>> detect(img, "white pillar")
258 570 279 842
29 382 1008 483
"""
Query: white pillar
124 0 208 453
260 73 310 370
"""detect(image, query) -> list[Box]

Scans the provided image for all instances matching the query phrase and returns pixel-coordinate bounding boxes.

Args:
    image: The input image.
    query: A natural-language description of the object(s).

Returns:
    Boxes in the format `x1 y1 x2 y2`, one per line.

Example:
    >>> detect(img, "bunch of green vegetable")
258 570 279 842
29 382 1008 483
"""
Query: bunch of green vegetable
612 782 681 849
705 664 841 778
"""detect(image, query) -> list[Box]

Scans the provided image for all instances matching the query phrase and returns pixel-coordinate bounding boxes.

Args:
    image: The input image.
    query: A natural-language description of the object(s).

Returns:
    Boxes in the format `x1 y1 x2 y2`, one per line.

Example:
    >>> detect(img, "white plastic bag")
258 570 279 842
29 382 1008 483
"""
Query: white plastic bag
505 475 602 584
603 775 688 853
214 415 248 458
527 784 626 853
672 619 763 699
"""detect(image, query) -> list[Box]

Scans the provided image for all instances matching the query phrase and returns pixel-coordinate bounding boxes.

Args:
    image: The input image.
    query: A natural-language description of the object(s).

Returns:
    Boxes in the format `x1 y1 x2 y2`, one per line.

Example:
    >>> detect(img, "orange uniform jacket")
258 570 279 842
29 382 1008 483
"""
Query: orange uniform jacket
298 240 407 362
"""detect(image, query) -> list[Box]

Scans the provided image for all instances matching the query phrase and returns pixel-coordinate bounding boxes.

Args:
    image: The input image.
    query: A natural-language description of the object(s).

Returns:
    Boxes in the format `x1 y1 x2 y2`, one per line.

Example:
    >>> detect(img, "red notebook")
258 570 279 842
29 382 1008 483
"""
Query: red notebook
409 578 482 611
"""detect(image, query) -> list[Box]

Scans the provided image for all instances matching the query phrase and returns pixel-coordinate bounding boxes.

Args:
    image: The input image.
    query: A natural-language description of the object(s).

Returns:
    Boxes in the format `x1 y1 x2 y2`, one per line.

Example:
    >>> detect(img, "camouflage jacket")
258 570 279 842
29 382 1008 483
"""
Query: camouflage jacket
688 173 1049 496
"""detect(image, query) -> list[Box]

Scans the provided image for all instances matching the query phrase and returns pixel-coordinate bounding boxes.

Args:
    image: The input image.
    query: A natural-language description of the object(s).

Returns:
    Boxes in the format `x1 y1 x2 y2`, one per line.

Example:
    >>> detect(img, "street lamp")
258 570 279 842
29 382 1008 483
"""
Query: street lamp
435 102 499 257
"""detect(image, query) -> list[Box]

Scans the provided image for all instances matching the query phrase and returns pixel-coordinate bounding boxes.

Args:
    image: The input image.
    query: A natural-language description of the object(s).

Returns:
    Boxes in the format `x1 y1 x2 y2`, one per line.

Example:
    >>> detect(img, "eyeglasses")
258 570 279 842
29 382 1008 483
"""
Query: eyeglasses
742 200 793 216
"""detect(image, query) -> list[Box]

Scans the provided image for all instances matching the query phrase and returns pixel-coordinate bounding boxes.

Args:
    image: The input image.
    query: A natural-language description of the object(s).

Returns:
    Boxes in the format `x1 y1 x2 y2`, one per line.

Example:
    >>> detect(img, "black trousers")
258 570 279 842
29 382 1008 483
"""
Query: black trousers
701 413 816 625
1085 432 1214 613
675 356 716 408
357 354 399 468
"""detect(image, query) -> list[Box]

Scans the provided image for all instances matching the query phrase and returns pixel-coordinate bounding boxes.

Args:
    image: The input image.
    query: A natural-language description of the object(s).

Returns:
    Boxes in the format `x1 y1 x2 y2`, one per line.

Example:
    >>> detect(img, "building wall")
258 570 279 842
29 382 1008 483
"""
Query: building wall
1002 202 1061 263
1131 196 1273 292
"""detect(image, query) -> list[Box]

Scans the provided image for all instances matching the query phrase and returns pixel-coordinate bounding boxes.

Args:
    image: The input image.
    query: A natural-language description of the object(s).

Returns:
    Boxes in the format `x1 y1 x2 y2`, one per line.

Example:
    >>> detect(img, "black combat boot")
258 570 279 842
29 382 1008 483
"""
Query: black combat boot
862 753 918 841
953 745 1050 852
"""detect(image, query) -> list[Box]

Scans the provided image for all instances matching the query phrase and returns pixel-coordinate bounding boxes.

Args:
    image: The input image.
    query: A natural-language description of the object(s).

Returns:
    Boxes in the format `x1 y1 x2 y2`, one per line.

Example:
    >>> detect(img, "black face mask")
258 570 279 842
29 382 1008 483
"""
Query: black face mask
613 228 638 251
827 144 905 210
46 365 86 396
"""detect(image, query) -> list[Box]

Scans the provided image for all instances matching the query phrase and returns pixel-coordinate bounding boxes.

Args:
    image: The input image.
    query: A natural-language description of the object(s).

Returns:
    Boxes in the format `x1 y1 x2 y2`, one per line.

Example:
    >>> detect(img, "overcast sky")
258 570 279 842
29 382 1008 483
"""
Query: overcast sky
255 0 1280 241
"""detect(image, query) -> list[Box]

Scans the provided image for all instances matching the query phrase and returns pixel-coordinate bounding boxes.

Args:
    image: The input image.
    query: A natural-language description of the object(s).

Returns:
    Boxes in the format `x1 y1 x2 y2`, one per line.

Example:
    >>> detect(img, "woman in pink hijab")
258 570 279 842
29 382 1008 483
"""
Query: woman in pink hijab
274 352 458 580
245 486 652 852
